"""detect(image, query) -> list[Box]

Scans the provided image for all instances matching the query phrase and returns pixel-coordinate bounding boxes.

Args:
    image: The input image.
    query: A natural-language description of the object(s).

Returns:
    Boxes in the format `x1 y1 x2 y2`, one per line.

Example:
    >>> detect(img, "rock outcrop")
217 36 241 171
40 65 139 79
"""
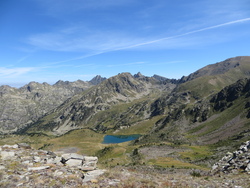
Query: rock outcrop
0 144 104 187
211 141 250 174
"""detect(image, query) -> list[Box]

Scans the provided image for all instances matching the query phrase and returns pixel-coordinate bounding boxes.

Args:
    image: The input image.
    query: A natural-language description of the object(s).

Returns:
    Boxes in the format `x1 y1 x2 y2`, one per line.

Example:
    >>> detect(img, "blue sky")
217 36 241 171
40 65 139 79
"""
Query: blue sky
1 0 250 87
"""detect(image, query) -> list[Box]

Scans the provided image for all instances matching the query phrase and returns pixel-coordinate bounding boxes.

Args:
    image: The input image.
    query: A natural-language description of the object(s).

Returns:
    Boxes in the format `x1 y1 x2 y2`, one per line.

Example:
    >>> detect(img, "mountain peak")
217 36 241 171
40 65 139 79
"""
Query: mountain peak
180 56 250 83
134 72 144 78
89 75 106 85
152 74 168 81
54 80 70 86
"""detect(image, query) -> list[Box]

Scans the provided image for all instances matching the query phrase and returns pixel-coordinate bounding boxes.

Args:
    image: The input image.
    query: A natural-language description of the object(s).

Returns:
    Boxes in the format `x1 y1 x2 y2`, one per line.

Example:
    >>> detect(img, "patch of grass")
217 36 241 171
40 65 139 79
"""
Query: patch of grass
180 145 212 162
96 142 138 167
111 115 164 135
46 129 105 155
147 157 204 169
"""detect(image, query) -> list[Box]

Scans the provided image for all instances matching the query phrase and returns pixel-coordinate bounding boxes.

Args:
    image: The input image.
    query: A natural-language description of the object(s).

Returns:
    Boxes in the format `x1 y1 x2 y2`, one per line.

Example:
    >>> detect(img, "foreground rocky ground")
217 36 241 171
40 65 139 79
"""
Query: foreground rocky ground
0 143 249 187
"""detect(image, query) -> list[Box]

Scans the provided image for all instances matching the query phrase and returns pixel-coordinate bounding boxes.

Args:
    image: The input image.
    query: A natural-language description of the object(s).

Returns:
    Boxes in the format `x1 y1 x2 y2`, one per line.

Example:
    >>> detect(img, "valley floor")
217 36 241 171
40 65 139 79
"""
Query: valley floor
0 130 249 187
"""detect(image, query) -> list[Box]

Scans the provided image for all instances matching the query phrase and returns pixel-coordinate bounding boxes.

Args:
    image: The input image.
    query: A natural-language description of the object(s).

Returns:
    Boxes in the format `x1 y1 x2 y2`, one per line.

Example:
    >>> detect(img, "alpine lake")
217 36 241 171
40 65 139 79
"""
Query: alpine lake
102 134 140 144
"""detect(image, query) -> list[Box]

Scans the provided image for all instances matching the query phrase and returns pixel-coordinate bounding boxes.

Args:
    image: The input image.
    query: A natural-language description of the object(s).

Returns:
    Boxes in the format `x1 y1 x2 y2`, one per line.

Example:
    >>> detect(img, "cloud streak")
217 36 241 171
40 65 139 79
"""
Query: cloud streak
0 67 36 78
27 17 250 66
118 17 250 50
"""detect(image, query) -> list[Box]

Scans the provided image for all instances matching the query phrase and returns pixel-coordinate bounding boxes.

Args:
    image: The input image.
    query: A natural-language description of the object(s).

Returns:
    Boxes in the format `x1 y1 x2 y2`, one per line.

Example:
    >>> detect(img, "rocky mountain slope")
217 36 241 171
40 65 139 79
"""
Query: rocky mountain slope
0 76 106 134
23 73 176 135
1 56 250 149
180 56 250 83
177 56 250 99
14 56 250 147
136 77 250 145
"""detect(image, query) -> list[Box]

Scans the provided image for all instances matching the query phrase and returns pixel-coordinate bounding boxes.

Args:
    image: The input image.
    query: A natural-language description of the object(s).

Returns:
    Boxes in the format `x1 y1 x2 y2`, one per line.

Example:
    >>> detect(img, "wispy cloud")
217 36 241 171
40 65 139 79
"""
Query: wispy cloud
27 28 141 52
16 55 30 64
0 67 36 78
117 18 250 50
26 17 250 65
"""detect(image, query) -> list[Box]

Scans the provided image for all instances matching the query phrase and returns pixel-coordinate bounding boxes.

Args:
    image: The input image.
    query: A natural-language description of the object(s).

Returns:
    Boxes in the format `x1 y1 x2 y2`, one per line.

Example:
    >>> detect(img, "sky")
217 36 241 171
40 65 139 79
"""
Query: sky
1 0 250 87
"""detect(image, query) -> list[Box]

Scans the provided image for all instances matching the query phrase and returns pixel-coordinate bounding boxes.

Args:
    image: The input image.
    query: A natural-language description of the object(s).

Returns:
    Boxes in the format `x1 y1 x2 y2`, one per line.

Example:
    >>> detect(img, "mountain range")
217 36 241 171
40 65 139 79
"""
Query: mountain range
1 56 250 150
0 75 106 133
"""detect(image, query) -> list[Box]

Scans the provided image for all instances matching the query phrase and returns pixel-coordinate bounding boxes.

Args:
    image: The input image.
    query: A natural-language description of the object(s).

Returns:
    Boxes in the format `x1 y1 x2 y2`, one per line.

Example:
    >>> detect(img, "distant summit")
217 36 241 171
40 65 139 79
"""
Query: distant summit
89 75 107 85
179 56 250 83
134 72 145 78
152 74 168 81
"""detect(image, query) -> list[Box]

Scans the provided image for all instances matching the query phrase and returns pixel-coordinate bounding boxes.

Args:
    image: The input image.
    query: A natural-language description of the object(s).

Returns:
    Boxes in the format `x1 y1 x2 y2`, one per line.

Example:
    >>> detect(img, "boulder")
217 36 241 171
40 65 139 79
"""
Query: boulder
2 144 18 149
65 158 82 167
82 169 106 182
33 156 41 163
0 165 6 170
82 156 98 171
46 156 62 165
246 163 250 172
62 153 83 160
17 143 31 149
0 151 15 160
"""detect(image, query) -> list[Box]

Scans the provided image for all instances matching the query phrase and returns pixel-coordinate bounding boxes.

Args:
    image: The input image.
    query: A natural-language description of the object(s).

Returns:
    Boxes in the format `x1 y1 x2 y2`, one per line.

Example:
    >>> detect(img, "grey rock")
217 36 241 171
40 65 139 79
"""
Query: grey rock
46 156 62 165
0 151 15 160
65 158 82 167
28 166 50 171
0 165 6 170
82 156 98 171
33 156 41 163
246 163 250 172
62 153 83 161
18 143 31 149
211 140 250 174
53 170 64 176
82 169 106 182
2 144 18 149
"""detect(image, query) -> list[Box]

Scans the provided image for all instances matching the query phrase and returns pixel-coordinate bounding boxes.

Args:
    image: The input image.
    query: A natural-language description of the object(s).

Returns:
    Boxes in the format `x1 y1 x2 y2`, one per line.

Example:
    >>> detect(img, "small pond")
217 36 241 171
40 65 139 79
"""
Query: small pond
102 134 140 144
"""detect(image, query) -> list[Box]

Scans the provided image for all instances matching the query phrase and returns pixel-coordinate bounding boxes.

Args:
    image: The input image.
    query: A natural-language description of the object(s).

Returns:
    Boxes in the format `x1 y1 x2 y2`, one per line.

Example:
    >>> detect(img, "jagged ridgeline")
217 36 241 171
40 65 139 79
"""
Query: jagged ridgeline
1 56 250 148
21 72 176 135
0 75 106 134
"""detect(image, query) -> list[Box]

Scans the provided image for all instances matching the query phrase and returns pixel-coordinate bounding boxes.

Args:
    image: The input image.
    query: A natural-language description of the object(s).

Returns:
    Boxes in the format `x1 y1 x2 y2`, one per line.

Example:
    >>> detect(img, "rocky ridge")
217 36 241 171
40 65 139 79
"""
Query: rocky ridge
0 75 106 134
179 56 250 83
0 143 105 187
212 141 250 174
136 76 250 146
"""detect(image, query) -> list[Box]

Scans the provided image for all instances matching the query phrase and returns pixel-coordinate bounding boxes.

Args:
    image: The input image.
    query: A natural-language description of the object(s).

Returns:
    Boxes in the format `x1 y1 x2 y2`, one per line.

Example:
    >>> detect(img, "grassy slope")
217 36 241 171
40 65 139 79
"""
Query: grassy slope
188 97 250 143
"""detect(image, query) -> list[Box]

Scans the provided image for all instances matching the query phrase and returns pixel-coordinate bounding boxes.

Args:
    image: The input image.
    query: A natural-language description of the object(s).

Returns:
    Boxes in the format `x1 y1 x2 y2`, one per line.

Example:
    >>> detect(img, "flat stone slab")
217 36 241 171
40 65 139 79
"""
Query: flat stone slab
0 151 15 160
0 165 6 170
2 144 19 149
28 166 50 171
62 153 83 160
66 158 82 167
83 169 106 182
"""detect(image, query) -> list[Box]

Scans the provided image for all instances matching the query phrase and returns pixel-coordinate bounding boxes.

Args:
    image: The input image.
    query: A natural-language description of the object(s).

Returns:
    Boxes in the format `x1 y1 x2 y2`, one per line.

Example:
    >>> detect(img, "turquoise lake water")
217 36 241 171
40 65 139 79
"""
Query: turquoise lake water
102 134 140 144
